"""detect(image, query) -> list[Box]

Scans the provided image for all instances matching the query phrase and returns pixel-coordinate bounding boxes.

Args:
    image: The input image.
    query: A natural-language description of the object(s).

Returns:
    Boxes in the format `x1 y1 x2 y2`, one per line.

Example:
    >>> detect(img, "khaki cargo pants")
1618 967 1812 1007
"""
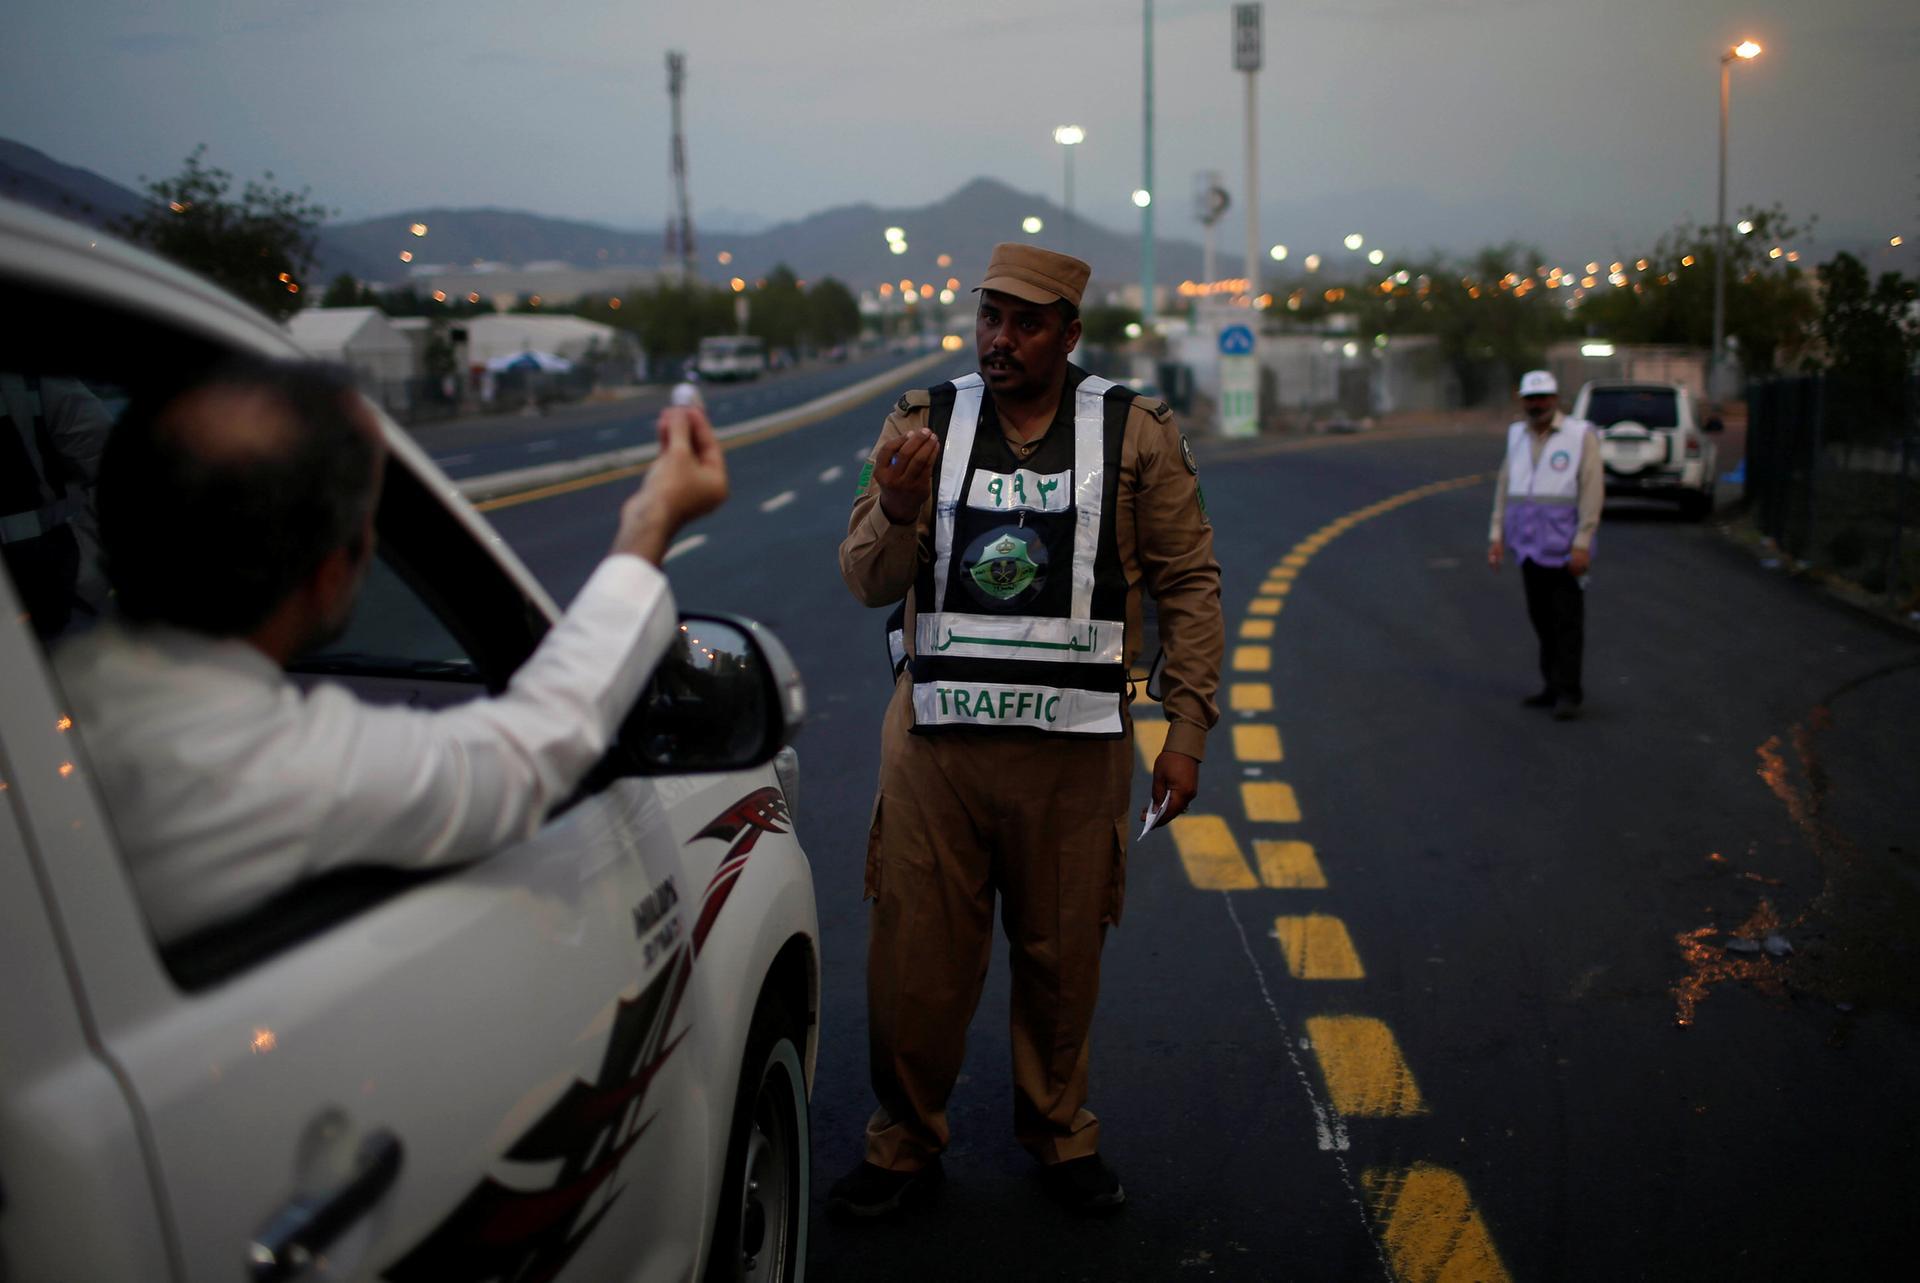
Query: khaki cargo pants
862 676 1133 1171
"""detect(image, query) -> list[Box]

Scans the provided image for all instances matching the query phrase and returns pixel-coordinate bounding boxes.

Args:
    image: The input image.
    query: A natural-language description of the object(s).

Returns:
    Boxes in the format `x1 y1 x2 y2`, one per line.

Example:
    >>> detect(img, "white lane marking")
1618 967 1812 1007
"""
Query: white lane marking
760 490 797 513
436 452 474 467
664 534 707 562
525 440 557 453
1219 893 1392 1276
853 447 870 461
818 465 844 484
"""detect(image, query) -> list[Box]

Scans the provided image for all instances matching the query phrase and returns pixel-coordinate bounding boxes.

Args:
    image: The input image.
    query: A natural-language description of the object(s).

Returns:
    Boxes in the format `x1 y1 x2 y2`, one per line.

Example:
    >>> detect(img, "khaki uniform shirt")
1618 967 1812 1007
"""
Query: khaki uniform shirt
840 379 1223 760
1488 411 1605 552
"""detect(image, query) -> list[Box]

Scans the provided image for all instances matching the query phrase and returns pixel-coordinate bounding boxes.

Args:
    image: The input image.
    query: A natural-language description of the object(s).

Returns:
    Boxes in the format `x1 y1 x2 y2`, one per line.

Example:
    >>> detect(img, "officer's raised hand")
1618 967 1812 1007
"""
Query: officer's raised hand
876 427 938 524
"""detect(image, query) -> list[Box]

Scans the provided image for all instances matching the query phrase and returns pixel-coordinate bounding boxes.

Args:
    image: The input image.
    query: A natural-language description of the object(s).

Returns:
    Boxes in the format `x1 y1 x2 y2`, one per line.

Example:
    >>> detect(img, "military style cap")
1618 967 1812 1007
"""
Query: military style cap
974 242 1091 308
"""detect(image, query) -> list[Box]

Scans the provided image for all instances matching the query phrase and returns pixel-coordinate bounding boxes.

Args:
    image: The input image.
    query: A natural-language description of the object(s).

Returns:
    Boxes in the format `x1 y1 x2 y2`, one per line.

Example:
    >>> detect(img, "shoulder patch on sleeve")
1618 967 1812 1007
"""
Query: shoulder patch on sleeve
1132 393 1174 424
896 388 932 414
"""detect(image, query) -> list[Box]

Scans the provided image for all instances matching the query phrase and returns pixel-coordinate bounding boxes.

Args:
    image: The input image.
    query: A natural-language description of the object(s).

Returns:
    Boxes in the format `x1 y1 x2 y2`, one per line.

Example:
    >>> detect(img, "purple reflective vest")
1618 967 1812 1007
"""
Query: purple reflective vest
1501 417 1589 568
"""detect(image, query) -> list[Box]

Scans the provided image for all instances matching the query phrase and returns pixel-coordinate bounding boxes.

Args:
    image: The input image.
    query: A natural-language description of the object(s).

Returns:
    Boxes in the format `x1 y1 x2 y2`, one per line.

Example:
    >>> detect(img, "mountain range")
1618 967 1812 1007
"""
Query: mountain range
1 137 1234 301
5 136 1906 303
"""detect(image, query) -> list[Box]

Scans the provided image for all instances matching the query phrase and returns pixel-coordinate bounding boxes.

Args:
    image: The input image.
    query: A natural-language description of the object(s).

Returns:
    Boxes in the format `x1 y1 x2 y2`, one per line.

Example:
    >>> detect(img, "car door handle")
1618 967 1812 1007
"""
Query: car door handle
248 1129 404 1283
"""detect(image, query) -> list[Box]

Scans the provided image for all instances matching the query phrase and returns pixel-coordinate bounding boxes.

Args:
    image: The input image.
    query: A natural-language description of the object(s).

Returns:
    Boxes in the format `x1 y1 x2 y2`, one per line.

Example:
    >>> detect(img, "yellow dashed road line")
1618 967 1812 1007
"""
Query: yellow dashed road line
1305 1015 1427 1116
1239 618 1275 640
1169 814 1258 889
1134 717 1169 770
1272 914 1365 979
1248 597 1283 616
1241 780 1301 823
1364 1165 1513 1283
1254 839 1326 888
1232 645 1271 671
1231 724 1284 762
1229 682 1273 712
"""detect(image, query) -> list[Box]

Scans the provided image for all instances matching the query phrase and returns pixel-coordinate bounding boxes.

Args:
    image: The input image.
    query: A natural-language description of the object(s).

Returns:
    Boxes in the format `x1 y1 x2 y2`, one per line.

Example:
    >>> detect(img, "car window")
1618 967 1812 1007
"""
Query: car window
1586 387 1679 429
1 285 553 982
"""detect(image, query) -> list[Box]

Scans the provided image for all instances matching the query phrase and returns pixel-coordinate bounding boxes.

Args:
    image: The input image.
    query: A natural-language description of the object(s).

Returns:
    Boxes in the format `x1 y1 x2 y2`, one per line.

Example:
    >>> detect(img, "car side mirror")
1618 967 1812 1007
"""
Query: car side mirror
620 613 806 775
1702 416 1725 434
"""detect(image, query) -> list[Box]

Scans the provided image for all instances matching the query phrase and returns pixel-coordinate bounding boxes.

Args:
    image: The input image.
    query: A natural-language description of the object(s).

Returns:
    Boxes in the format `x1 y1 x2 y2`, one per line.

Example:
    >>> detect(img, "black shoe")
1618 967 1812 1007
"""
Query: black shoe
1552 697 1582 721
1520 690 1555 709
826 1158 943 1219
1040 1154 1126 1213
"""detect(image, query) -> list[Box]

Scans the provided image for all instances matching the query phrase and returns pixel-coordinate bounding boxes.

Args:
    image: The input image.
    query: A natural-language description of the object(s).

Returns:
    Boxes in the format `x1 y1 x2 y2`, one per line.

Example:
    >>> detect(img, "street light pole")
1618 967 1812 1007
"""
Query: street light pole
1712 39 1761 400
1141 0 1155 326
1053 125 1085 249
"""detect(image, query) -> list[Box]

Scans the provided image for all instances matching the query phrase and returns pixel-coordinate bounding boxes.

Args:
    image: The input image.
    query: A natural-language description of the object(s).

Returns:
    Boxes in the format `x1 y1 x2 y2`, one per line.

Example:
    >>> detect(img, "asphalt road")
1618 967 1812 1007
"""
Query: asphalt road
480 372 1920 1282
404 347 921 480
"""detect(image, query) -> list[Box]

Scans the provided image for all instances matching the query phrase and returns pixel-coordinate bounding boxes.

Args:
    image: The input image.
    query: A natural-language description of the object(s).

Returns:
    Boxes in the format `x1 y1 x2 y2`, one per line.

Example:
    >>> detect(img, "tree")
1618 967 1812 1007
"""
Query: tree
1813 252 1918 383
745 264 808 353
112 145 329 321
1079 305 1141 348
321 274 376 308
805 278 863 347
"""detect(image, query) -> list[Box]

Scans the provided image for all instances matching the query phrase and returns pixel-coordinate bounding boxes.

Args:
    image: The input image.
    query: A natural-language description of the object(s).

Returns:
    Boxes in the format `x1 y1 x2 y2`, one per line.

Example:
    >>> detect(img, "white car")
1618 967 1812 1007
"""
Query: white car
1571 379 1723 519
0 199 818 1283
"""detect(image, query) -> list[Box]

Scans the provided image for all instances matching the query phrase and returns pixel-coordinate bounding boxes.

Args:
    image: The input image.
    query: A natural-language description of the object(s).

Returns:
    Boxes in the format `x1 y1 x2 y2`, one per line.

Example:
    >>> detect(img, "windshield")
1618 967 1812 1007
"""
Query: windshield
1584 387 1679 429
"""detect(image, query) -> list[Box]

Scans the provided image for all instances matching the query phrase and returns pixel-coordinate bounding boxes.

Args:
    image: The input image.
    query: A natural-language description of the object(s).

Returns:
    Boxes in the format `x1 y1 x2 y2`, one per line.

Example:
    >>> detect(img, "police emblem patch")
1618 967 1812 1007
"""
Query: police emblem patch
1180 434 1198 475
962 525 1048 606
1549 450 1571 472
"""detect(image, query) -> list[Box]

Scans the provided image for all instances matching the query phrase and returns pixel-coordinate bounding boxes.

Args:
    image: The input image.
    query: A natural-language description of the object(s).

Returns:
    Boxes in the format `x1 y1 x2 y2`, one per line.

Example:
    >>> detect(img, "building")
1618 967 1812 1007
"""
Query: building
285 307 419 415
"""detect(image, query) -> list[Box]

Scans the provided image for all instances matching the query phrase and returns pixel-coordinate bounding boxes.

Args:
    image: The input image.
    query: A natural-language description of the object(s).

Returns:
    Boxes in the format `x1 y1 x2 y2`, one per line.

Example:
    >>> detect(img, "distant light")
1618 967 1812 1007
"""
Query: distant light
1586 262 1600 274
937 253 953 267
884 226 905 243
1581 276 1598 289
1634 258 1649 271
1367 249 1385 265
1733 40 1761 60
1736 219 1754 235
1343 233 1364 251
1022 216 1044 234
878 283 894 297
730 277 746 291
529 294 542 306
901 278 914 291
1893 236 1905 247
1124 322 1143 338
1581 342 1616 357
468 292 481 303
399 251 413 263
903 292 918 306
1768 246 1783 259
1303 253 1322 272
410 223 428 237
919 284 933 298
890 240 909 255
1342 341 1360 358
1394 270 1410 284
946 277 960 290
717 251 733 265
939 288 956 304
1269 244 1288 261
941 334 966 351
1132 188 1152 208
286 283 299 294
1610 261 1624 273
1609 272 1627 287
1053 124 1086 146
1681 255 1696 266
432 290 447 302
1786 251 1800 262
609 297 621 309
251 1028 278 1054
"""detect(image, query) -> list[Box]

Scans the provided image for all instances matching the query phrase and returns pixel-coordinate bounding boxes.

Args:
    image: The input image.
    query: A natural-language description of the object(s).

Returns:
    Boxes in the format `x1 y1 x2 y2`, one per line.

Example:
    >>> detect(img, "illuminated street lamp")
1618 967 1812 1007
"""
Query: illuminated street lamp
1022 215 1045 235
1053 124 1085 246
1132 188 1152 208
1367 249 1385 266
1713 38 1763 396
1343 232 1364 251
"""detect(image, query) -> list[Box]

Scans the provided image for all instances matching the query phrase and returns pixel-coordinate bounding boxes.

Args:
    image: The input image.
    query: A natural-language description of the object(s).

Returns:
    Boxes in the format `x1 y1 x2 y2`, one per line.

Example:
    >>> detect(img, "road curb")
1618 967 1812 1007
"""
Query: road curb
455 351 949 504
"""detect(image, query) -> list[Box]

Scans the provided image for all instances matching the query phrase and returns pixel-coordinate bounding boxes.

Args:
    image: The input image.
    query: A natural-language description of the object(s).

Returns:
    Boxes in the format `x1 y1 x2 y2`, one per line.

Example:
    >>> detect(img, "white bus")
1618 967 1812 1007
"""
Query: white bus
696 334 768 381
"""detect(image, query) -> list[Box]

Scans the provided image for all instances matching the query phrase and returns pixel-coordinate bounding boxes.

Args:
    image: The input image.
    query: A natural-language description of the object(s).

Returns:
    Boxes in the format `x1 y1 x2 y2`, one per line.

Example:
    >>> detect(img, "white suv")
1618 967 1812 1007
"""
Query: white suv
0 199 818 1282
1571 379 1723 519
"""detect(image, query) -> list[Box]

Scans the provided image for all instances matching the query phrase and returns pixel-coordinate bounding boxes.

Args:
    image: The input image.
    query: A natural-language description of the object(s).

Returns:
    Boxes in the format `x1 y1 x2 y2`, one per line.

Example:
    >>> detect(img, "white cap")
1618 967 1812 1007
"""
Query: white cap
1518 370 1558 397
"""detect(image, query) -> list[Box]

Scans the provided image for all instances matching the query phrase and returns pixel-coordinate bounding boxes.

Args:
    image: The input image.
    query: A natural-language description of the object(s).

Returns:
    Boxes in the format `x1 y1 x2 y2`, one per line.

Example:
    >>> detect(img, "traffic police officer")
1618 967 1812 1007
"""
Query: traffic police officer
831 243 1223 1215
1488 368 1603 719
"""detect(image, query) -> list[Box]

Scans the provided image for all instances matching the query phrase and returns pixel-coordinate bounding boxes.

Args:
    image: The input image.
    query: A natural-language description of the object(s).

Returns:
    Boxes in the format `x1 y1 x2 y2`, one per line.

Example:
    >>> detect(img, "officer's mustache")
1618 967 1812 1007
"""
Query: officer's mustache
983 353 1023 369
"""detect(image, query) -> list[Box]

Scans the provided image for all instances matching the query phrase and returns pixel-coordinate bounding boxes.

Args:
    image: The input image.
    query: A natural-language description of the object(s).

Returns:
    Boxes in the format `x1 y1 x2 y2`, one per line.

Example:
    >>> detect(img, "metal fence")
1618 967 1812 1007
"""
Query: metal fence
1746 371 1920 606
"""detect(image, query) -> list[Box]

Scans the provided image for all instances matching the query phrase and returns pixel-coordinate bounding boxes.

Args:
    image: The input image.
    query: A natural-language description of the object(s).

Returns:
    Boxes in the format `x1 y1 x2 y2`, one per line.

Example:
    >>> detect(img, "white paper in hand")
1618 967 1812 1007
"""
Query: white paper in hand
1138 792 1170 841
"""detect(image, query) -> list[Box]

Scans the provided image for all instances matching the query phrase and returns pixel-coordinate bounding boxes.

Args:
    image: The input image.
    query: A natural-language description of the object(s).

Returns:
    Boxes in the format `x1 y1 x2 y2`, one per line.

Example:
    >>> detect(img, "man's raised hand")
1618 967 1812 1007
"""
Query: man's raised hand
876 427 938 524
614 405 730 565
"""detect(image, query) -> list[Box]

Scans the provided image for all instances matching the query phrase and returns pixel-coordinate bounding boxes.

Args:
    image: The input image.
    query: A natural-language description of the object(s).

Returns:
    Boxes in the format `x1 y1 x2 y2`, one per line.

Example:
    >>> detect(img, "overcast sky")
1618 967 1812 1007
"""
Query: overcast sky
5 0 1915 264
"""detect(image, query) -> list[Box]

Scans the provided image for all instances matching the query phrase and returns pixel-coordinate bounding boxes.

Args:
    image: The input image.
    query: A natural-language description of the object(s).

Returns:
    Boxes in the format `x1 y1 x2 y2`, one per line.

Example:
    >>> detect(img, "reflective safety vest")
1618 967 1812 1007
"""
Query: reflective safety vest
909 369 1134 737
1501 416 1589 568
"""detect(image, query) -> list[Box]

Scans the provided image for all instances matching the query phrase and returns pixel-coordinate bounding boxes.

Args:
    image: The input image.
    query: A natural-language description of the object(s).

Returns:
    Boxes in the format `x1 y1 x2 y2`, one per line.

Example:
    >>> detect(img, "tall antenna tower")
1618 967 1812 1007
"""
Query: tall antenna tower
664 50 696 279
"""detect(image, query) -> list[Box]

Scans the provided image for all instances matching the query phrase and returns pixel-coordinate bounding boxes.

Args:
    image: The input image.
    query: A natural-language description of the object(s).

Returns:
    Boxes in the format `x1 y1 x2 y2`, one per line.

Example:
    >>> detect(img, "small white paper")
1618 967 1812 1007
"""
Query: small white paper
1138 793 1170 841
